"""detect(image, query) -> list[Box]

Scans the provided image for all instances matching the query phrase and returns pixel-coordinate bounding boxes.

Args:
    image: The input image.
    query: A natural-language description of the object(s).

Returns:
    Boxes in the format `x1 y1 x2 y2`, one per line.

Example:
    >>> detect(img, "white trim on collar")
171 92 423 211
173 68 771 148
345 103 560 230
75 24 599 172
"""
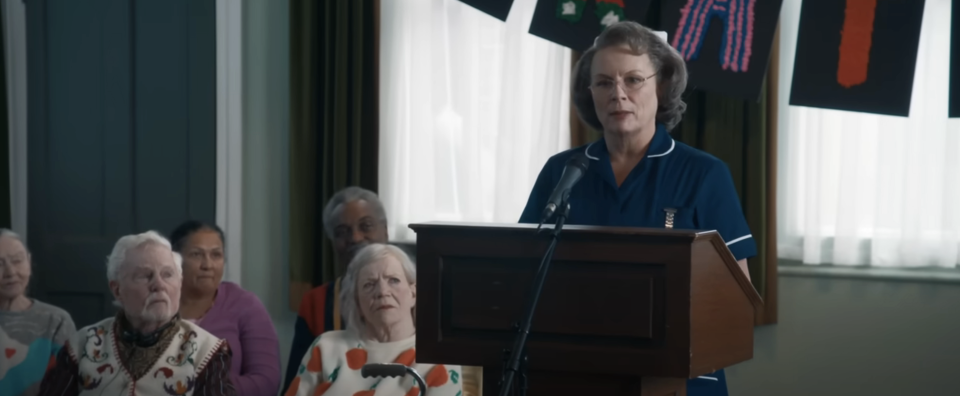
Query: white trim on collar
585 142 600 160
584 138 676 160
647 139 675 158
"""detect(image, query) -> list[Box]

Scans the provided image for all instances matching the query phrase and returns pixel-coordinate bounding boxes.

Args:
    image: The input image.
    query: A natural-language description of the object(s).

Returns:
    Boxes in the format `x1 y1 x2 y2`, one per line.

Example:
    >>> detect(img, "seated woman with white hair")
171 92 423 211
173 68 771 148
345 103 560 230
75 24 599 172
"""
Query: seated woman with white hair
285 244 462 396
0 229 76 396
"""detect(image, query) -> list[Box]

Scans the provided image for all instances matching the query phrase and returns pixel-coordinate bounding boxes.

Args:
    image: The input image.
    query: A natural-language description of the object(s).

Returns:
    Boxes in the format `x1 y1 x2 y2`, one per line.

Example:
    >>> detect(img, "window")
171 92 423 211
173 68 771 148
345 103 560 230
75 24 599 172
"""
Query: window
777 0 960 268
379 0 572 242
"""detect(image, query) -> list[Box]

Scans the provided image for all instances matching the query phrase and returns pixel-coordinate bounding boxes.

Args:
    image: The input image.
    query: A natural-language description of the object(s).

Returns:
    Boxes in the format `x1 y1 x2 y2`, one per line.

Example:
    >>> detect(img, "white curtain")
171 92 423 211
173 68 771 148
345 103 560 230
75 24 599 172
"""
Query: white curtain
379 0 572 242
777 0 960 268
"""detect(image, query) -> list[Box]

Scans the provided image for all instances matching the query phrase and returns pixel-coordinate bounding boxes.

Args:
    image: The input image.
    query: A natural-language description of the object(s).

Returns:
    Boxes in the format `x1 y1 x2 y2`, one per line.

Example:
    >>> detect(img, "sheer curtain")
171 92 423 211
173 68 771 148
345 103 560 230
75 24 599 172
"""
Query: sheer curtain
777 0 960 268
379 0 572 242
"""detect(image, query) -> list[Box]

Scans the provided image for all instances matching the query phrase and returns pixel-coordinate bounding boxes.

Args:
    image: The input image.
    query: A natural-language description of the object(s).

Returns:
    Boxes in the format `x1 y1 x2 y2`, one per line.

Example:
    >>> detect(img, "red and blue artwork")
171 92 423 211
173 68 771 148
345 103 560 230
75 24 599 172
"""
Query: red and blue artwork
671 0 757 73
661 0 782 101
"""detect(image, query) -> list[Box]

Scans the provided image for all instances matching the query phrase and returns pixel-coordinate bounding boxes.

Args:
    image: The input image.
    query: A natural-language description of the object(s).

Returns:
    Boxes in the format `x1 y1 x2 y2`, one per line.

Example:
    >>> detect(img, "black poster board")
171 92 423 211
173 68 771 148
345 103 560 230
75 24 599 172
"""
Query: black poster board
529 0 654 52
660 0 784 101
789 0 926 117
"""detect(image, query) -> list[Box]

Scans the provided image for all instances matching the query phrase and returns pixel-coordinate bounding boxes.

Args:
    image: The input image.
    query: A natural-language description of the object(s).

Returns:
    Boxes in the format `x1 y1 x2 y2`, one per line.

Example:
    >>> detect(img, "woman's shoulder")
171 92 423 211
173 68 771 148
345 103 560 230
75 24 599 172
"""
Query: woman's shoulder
548 142 593 164
219 281 267 306
669 140 732 173
533 143 595 182
29 299 75 325
316 329 357 348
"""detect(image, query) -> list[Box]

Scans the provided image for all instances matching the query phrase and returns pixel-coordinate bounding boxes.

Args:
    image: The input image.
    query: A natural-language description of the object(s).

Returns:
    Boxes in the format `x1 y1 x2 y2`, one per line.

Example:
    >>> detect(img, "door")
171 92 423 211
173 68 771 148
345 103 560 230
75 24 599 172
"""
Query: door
26 0 216 329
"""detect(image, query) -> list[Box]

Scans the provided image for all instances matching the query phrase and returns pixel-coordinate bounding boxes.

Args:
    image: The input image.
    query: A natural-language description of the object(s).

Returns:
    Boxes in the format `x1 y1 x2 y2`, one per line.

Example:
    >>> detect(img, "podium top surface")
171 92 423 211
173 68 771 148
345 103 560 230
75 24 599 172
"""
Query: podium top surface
411 221 714 239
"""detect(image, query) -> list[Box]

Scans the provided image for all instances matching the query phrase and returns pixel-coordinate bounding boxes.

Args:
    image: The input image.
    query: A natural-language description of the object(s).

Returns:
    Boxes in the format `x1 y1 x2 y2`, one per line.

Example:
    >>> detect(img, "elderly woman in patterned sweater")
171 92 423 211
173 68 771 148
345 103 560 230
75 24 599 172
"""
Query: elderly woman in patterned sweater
38 231 235 396
286 244 462 396
0 229 76 396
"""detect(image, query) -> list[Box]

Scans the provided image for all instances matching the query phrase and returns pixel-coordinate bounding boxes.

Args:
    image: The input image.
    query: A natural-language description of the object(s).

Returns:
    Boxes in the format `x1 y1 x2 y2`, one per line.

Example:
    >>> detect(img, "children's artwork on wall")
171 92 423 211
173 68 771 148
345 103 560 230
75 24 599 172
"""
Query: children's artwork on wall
790 0 926 117
660 0 785 101
458 0 516 21
529 0 655 52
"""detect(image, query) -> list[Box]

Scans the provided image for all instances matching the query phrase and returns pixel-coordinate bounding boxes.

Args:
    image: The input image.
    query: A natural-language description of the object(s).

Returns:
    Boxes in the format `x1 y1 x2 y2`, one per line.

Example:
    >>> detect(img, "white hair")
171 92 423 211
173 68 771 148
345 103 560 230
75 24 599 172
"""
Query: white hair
106 230 182 282
0 228 28 253
340 243 416 335
322 187 387 241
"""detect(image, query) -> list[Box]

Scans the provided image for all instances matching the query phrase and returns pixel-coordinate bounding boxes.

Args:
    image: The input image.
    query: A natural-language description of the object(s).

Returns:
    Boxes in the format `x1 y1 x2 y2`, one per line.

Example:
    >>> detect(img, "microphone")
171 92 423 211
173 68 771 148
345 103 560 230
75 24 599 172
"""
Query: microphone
540 152 590 224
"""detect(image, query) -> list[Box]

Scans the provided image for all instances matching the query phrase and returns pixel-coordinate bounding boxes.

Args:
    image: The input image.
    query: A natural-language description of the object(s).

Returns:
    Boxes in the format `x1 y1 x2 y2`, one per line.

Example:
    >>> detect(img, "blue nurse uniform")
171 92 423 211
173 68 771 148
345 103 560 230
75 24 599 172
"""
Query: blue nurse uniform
519 124 756 396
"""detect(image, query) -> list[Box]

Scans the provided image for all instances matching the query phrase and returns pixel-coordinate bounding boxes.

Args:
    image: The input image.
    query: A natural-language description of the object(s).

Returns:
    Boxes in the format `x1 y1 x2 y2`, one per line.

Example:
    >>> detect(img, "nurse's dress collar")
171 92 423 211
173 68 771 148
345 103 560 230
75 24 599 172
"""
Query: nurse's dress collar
584 125 675 161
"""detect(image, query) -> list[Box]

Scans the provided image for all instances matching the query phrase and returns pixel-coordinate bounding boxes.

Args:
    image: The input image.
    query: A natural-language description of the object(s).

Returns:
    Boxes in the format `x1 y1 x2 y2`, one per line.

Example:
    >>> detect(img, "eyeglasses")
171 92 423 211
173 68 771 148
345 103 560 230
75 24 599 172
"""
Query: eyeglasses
589 73 657 95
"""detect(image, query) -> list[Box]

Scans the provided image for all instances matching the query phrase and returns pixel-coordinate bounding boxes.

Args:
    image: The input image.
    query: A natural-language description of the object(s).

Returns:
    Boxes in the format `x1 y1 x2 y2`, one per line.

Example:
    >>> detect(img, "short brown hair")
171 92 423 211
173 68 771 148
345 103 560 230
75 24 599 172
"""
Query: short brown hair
572 21 688 131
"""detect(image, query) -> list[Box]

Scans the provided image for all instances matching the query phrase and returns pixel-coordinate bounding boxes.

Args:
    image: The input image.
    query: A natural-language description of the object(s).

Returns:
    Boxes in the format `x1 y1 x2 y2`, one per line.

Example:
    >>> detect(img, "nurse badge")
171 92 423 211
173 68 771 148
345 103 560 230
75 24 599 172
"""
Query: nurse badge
664 207 677 229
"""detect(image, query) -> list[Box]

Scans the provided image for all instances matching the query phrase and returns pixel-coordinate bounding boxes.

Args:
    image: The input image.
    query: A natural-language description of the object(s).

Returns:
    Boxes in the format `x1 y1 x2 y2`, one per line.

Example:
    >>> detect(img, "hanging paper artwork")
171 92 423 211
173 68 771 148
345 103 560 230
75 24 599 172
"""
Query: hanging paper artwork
670 0 756 72
555 0 626 27
661 0 784 101
789 0 925 117
458 0 516 21
595 0 627 28
557 0 587 23
530 0 654 52
950 0 960 118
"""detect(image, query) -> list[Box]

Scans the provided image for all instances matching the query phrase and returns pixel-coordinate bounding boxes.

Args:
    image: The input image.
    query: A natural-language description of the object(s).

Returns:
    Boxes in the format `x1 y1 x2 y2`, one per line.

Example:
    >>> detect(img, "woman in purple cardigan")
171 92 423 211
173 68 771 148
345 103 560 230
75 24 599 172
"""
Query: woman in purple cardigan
170 220 281 396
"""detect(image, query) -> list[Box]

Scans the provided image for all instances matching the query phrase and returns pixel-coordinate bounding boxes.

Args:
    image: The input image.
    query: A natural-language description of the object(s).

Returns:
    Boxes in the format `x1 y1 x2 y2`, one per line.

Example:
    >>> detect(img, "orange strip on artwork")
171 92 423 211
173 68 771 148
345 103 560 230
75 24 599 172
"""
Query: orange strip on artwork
837 0 877 88
596 0 626 6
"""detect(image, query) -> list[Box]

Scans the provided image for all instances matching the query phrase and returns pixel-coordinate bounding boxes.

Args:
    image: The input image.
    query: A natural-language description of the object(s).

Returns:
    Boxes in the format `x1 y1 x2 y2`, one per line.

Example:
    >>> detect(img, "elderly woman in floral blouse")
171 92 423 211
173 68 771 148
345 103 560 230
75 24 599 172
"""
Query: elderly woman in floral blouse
285 244 462 396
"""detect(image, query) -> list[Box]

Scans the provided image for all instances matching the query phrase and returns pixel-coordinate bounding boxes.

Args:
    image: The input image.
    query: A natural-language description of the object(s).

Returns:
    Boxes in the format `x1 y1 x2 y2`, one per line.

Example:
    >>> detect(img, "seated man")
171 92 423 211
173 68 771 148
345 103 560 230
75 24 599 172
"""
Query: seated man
38 231 235 396
282 187 389 393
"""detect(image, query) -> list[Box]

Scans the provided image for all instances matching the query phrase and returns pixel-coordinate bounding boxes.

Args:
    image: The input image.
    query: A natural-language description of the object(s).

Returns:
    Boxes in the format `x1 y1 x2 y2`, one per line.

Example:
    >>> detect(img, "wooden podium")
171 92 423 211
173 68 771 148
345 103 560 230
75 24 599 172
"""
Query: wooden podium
409 222 762 396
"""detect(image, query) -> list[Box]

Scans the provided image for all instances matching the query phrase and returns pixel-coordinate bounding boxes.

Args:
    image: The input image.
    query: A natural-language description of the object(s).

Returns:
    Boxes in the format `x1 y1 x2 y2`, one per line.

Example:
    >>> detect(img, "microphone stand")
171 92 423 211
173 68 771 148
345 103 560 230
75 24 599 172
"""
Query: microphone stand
498 201 571 396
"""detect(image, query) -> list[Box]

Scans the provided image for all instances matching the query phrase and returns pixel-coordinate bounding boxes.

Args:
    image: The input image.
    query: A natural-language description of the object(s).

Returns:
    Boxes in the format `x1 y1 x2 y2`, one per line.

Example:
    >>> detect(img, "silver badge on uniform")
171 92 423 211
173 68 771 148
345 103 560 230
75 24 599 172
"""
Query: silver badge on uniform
664 207 677 229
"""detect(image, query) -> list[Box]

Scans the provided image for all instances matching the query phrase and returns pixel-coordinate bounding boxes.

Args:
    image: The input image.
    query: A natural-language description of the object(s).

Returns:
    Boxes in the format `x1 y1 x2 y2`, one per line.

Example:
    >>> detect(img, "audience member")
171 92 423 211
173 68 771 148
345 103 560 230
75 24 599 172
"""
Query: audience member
0 229 76 396
282 186 389 393
38 231 235 395
285 244 462 396
170 220 281 396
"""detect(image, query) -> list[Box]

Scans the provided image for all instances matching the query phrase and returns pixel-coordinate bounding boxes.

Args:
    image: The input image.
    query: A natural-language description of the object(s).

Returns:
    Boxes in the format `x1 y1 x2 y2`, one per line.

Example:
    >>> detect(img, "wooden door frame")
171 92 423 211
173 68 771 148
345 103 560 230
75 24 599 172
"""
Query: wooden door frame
4 0 27 240
216 0 244 286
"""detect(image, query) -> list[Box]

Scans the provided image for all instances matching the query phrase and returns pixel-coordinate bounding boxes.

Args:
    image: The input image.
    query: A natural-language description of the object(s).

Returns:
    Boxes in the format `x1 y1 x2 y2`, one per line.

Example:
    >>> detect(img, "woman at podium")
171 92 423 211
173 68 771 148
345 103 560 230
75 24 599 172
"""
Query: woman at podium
519 21 756 396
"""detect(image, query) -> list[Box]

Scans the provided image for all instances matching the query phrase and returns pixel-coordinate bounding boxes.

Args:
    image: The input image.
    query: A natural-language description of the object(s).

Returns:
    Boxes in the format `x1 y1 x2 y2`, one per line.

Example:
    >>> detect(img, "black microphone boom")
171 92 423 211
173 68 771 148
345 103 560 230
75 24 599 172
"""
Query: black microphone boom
540 153 590 224
501 152 589 396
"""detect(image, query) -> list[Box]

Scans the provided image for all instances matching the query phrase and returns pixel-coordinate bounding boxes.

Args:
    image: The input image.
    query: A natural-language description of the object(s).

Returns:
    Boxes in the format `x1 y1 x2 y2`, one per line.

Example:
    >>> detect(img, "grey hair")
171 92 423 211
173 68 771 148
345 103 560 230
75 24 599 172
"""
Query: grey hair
0 228 28 253
106 230 183 282
322 186 388 240
573 21 688 131
340 243 416 335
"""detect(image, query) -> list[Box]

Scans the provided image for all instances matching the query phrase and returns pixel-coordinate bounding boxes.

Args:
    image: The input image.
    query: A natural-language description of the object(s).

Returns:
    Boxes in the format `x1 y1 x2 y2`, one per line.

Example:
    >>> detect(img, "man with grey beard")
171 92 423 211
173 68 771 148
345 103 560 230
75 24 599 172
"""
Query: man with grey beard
39 231 236 396
281 187 389 394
